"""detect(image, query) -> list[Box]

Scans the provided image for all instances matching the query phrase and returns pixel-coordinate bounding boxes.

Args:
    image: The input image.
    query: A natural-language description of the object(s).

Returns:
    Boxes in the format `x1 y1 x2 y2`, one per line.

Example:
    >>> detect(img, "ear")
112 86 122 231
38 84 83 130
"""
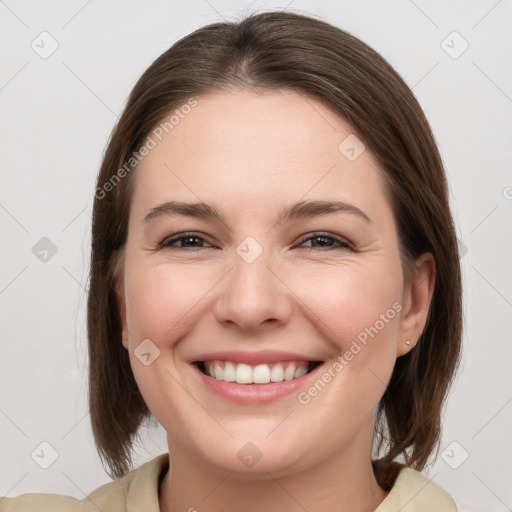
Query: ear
111 249 129 350
396 252 436 357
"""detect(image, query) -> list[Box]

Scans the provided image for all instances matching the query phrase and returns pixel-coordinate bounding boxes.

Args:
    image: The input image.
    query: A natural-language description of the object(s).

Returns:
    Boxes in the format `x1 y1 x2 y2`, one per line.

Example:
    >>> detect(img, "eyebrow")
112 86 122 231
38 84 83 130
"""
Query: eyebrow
143 199 372 225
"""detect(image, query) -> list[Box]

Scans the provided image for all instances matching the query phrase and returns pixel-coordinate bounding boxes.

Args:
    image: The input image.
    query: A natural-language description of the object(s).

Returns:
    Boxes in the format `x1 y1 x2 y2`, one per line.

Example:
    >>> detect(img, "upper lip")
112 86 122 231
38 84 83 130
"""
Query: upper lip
190 350 322 365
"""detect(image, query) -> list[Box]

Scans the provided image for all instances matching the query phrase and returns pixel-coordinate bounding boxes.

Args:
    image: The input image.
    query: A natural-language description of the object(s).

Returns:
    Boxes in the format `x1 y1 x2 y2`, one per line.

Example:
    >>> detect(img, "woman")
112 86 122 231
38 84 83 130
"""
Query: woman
1 10 462 512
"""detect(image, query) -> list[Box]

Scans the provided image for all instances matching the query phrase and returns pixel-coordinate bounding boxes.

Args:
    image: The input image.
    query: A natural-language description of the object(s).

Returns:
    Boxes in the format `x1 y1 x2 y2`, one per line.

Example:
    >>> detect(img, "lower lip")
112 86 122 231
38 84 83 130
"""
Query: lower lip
192 363 323 405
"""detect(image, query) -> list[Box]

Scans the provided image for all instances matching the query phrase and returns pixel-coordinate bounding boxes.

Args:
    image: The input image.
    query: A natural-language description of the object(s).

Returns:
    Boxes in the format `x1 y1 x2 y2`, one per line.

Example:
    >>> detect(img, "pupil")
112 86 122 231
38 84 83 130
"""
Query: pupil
313 236 330 247
185 236 200 246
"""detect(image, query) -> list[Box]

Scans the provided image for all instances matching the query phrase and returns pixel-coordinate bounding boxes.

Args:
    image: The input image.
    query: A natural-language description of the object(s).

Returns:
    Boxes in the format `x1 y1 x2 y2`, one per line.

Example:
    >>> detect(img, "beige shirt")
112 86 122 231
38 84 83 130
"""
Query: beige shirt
0 453 457 511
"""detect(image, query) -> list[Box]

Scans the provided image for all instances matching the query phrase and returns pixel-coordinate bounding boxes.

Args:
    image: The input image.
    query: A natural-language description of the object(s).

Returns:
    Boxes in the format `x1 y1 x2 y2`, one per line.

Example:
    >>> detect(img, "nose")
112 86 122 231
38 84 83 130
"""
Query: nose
213 248 293 333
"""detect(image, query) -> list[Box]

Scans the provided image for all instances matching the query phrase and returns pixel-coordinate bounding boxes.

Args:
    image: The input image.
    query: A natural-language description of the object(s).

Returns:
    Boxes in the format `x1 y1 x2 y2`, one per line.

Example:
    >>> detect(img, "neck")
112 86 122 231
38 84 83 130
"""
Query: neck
159 428 388 512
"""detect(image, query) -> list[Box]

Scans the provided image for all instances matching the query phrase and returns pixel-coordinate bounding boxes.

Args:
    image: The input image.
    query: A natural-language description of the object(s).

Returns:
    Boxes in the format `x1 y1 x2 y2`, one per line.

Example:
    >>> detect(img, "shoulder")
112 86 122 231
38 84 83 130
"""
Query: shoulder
0 481 126 512
0 453 169 512
376 467 458 511
0 493 84 512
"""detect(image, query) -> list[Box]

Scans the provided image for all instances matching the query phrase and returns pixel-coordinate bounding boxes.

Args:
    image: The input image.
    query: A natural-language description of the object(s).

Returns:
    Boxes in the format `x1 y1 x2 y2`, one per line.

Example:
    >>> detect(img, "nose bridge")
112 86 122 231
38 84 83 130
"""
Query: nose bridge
231 239 277 305
233 239 273 289
214 237 292 330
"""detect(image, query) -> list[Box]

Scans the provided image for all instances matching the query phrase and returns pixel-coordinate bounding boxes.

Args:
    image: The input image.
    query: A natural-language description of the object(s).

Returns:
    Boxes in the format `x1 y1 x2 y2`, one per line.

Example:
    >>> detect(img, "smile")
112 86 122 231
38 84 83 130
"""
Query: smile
197 360 322 384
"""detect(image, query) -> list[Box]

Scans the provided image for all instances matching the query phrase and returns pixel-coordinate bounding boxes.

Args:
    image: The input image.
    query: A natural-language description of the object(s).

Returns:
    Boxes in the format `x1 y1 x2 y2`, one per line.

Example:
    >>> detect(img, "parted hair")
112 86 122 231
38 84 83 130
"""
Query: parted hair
87 10 463 483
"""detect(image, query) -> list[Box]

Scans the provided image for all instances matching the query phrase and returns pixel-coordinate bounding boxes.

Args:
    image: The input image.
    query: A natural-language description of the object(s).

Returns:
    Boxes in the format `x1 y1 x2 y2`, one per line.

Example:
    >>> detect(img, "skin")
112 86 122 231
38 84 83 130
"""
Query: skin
116 88 435 512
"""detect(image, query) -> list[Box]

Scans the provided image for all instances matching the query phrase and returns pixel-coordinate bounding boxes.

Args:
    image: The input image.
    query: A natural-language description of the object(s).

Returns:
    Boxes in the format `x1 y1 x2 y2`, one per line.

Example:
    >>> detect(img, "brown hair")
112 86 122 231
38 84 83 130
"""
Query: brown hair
87 10 463 481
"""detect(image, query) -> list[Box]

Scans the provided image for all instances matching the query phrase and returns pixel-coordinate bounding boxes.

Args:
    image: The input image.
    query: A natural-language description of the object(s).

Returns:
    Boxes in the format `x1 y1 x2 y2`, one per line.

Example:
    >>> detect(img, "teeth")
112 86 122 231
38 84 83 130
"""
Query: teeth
294 366 308 379
235 363 253 384
270 364 284 382
223 361 236 382
203 360 314 384
253 364 270 384
284 364 296 381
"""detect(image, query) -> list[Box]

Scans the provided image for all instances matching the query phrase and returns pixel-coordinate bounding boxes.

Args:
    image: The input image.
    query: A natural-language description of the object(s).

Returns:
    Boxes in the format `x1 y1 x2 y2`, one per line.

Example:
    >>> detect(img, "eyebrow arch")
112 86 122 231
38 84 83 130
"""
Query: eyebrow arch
143 199 372 225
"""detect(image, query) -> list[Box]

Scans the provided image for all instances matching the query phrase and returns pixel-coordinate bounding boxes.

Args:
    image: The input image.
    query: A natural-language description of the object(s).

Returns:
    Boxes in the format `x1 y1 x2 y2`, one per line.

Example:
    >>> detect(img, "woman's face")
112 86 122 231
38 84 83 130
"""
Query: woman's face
117 88 433 476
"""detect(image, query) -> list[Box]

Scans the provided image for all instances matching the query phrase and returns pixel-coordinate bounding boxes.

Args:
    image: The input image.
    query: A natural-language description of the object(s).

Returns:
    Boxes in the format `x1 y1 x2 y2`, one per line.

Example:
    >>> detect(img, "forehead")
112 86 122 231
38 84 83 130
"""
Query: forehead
131 88 392 225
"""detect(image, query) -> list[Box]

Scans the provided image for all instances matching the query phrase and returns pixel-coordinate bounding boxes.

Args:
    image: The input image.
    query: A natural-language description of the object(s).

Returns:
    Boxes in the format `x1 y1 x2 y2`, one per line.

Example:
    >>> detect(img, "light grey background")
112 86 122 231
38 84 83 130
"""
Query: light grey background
1 1 511 511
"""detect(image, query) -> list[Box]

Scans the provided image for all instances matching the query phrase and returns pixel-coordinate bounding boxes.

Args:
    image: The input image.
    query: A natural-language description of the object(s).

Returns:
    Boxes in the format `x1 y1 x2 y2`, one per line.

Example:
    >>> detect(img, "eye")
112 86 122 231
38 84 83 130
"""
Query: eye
159 231 353 251
160 232 213 249
297 232 353 251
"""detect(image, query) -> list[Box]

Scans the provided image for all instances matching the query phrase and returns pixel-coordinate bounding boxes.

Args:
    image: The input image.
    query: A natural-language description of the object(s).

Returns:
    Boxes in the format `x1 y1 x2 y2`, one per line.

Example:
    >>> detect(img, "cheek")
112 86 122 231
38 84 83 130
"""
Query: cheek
289 265 402 423
286 259 403 409
122 263 216 423
285 259 403 347
124 261 222 345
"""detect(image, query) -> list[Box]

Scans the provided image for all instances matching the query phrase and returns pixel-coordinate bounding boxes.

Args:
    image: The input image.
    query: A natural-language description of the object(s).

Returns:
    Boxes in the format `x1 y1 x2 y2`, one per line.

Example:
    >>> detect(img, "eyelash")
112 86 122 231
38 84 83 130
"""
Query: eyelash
159 231 353 251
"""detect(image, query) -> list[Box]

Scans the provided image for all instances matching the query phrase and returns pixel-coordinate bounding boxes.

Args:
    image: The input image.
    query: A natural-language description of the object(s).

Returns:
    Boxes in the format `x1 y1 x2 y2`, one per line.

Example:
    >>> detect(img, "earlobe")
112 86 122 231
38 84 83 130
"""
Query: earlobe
121 326 129 350
117 286 129 350
111 249 129 350
116 284 129 350
397 253 436 357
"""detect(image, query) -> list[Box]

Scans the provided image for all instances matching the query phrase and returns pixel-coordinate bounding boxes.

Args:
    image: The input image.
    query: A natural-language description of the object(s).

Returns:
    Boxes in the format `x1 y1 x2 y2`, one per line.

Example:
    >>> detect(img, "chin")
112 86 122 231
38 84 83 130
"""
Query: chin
188 428 315 478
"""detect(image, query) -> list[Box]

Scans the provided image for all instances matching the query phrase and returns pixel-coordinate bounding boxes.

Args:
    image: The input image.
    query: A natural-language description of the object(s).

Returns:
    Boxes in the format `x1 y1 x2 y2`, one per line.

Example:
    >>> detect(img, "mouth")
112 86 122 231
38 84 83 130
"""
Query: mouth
194 360 323 385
